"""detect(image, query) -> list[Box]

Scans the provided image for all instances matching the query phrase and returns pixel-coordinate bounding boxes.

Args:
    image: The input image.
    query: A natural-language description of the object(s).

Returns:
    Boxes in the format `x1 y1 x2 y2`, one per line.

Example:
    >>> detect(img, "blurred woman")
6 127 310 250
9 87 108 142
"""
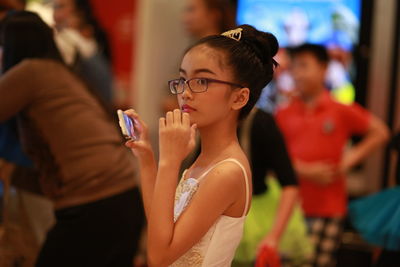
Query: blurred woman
182 0 236 39
0 11 143 267
53 0 113 104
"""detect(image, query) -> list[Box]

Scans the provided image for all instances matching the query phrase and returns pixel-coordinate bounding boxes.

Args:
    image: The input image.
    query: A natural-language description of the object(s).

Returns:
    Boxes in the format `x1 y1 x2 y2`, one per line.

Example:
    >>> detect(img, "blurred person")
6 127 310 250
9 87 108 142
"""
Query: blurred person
233 107 314 267
52 0 113 104
256 48 295 113
349 131 400 267
163 0 237 113
53 0 111 62
182 0 236 40
124 25 278 266
0 0 27 167
275 43 389 267
0 11 143 267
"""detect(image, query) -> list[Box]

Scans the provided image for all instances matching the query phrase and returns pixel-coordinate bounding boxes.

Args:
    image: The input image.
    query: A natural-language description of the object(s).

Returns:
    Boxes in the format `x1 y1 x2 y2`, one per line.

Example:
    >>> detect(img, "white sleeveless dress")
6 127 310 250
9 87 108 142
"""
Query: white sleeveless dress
170 158 250 267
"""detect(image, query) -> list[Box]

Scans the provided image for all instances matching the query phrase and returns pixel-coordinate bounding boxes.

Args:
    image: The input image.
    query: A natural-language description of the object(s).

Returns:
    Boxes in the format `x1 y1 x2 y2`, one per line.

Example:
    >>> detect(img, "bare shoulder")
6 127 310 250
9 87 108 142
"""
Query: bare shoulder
200 155 251 194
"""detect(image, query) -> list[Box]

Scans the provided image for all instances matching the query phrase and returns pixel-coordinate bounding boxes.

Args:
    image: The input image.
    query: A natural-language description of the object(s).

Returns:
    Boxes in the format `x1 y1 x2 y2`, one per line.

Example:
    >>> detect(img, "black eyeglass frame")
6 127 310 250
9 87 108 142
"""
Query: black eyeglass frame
168 77 244 94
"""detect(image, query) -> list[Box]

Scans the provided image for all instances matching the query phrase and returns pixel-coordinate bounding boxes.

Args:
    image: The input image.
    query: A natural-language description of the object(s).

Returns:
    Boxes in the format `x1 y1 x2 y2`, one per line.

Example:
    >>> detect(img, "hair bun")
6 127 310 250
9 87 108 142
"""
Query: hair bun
237 24 279 67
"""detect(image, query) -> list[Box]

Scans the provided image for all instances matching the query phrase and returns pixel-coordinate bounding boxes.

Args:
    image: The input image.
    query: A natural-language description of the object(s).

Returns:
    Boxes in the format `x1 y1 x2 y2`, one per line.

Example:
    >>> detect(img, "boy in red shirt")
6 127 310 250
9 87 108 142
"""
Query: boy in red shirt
275 44 389 267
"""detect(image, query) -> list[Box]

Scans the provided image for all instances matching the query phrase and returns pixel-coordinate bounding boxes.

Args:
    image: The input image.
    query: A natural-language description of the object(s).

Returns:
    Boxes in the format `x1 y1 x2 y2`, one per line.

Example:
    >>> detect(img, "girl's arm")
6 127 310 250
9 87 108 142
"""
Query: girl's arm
148 160 246 266
125 110 157 219
146 110 248 266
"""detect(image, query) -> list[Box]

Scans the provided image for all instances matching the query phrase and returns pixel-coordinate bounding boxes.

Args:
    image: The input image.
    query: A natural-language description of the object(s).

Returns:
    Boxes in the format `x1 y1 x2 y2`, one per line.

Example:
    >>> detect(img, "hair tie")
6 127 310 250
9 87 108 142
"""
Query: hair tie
221 28 243 42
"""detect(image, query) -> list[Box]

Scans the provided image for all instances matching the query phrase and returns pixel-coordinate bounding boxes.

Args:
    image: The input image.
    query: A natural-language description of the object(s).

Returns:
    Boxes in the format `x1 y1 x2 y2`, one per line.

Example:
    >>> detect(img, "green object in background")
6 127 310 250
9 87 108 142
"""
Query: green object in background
331 82 355 105
234 177 314 265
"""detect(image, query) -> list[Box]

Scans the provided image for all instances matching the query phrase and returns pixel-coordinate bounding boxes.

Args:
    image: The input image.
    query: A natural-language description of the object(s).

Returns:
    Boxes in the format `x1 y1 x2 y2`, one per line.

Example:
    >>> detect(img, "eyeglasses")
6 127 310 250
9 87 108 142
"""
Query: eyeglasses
168 77 244 95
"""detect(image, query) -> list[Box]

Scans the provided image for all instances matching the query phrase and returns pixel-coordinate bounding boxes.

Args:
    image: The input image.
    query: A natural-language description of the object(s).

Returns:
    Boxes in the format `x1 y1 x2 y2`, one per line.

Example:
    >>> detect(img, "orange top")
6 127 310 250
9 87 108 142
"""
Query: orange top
276 91 370 217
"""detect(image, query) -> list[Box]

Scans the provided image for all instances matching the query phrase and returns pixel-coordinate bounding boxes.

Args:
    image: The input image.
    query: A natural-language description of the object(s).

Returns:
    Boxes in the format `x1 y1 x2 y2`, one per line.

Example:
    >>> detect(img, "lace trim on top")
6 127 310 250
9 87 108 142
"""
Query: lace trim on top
174 177 199 222
170 158 249 267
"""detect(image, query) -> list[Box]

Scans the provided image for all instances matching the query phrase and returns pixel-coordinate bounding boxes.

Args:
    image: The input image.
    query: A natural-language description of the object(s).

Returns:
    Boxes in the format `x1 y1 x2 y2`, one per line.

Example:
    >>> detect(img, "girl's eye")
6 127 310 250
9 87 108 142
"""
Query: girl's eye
197 79 207 86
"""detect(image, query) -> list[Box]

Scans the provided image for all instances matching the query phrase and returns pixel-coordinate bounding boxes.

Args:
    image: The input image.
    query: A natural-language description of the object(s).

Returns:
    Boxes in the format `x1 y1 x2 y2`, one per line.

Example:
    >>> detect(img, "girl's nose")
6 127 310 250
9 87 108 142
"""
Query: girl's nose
181 83 193 100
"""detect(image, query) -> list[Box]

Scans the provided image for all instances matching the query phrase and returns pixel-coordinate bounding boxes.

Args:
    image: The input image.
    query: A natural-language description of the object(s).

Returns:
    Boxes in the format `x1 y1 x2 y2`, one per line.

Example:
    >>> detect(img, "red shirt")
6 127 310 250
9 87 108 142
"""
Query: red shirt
276 91 370 217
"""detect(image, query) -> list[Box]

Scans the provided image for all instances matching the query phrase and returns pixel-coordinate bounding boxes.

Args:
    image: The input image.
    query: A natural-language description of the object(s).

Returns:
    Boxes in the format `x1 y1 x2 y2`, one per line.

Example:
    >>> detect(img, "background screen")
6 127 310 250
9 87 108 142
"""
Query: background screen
237 0 361 50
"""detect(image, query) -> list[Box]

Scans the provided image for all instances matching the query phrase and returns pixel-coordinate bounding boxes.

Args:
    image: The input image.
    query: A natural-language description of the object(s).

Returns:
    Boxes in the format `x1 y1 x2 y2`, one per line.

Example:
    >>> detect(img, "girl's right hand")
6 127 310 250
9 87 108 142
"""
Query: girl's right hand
124 109 154 161
158 109 197 165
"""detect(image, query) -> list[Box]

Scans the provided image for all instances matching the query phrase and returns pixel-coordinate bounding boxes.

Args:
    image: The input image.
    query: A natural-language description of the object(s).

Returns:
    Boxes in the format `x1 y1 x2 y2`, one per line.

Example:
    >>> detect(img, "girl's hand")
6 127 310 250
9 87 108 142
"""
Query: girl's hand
159 109 197 164
124 109 153 161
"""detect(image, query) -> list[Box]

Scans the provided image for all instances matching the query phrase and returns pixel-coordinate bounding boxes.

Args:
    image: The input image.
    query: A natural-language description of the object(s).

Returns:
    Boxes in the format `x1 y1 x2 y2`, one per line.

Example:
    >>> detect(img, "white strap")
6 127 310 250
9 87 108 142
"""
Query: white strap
197 158 250 217
181 169 188 179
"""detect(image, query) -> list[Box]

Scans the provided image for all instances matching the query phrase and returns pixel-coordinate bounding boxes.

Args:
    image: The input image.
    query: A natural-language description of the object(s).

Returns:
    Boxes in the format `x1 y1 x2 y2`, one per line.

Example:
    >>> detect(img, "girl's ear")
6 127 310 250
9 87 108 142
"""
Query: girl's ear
231 87 250 111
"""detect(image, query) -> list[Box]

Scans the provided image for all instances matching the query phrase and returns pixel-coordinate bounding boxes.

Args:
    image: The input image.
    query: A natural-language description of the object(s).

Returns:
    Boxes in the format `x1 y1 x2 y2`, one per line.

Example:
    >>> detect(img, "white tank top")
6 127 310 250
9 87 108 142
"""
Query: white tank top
170 158 250 267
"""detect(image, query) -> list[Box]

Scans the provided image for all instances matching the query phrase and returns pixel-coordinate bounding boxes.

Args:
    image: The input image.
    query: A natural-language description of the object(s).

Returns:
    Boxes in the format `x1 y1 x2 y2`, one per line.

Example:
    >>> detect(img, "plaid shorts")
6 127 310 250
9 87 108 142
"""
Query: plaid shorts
302 217 344 267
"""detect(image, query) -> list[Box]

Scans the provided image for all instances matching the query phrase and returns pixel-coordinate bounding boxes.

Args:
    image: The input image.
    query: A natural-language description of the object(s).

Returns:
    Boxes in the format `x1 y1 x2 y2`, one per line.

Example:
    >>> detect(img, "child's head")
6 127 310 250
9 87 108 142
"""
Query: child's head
290 43 329 97
169 25 278 126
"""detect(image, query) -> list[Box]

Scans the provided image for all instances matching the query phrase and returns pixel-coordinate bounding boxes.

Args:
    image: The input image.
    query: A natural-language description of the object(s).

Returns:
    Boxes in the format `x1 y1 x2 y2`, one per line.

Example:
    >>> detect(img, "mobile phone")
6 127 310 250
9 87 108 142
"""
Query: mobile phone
117 109 139 141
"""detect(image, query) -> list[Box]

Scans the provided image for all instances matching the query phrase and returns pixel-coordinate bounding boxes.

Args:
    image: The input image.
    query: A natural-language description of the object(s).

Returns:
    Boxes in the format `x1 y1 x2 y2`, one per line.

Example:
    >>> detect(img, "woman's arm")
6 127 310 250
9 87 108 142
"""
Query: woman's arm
258 186 298 250
0 61 37 122
251 111 299 250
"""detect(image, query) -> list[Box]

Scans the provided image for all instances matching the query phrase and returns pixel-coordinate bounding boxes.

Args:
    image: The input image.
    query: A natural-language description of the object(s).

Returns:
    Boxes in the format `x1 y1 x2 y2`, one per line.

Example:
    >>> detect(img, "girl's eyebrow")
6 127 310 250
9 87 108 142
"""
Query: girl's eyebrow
179 68 216 75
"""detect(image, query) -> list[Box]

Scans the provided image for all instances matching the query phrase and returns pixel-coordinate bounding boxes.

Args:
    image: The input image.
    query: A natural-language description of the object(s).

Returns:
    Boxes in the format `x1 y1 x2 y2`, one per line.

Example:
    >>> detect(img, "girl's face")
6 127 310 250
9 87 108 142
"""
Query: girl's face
177 45 247 128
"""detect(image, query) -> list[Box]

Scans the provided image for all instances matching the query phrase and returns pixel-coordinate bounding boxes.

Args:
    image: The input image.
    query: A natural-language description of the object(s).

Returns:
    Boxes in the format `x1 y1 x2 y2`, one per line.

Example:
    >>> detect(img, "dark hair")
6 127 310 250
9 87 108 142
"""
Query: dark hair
0 10 64 73
203 0 237 33
290 43 329 64
186 24 278 120
0 10 115 116
74 0 111 63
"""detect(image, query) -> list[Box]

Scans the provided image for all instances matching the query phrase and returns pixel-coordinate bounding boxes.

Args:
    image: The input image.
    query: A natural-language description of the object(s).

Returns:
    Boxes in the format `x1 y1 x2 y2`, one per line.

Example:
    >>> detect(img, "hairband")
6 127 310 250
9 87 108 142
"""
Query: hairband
221 28 243 42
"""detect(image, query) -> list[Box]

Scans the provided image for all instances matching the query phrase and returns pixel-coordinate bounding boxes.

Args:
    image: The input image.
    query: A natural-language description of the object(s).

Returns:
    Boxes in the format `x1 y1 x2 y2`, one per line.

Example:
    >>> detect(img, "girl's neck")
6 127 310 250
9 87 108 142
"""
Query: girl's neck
197 118 238 164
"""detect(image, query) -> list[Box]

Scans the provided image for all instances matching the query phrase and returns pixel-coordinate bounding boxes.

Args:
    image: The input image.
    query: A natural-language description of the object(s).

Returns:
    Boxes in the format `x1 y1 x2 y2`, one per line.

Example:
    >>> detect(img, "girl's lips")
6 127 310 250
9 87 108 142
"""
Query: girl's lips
181 104 196 112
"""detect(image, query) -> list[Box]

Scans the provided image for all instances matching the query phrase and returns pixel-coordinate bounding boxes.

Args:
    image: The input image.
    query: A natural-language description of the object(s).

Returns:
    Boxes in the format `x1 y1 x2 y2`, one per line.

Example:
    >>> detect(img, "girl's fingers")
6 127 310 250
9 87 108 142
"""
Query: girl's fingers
182 112 190 127
173 109 182 125
166 111 173 126
124 109 147 138
159 117 166 129
190 123 197 139
124 109 143 126
188 123 197 150
124 109 138 119
125 139 137 149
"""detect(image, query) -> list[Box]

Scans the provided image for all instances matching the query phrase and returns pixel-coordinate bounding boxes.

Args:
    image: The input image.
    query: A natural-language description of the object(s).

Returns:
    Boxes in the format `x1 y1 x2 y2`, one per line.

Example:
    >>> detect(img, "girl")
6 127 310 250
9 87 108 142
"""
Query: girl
126 25 278 266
